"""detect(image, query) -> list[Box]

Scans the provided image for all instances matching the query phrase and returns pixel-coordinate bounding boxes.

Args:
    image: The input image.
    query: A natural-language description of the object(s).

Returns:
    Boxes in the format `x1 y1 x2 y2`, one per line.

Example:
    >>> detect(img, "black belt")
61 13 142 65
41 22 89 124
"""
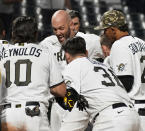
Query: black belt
135 100 145 104
93 103 128 123
112 102 127 109
1 101 40 110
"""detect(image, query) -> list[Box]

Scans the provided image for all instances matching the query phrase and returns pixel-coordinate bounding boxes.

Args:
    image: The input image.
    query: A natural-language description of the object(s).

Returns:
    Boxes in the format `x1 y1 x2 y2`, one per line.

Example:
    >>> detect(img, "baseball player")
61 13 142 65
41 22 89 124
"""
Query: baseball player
66 9 86 37
39 10 104 131
67 9 104 62
0 16 66 131
60 36 141 131
95 9 145 130
40 10 104 70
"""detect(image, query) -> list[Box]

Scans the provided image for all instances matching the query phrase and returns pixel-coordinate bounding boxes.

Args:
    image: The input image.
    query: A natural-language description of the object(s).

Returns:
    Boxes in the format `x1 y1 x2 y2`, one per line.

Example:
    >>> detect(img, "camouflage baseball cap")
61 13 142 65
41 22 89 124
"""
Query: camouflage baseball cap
94 10 126 30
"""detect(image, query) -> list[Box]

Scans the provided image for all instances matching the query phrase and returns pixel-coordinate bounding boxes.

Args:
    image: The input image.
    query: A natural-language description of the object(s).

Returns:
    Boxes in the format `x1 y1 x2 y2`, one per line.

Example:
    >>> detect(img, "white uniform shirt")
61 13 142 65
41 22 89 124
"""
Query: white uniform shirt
76 32 104 60
62 57 132 117
0 43 63 106
40 32 103 70
110 36 145 100
40 35 66 71
103 56 111 68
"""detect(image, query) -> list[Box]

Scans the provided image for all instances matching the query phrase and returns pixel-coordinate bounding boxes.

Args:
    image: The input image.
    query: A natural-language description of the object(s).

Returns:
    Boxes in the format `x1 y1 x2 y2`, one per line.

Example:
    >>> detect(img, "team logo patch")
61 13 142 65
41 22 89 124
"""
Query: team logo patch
117 63 127 72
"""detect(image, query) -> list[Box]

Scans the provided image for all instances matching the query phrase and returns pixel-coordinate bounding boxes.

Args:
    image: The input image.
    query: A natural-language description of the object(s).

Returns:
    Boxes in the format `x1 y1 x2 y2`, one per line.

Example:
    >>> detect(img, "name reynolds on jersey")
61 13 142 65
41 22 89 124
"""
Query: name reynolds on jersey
0 47 42 61
129 40 145 55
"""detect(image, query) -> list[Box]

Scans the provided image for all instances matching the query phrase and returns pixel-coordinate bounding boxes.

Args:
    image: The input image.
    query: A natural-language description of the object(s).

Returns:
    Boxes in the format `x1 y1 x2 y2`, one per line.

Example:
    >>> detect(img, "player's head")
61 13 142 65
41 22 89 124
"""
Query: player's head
67 9 81 36
0 18 5 40
62 36 87 63
51 10 72 44
95 10 126 30
95 10 129 43
12 16 38 44
100 34 112 57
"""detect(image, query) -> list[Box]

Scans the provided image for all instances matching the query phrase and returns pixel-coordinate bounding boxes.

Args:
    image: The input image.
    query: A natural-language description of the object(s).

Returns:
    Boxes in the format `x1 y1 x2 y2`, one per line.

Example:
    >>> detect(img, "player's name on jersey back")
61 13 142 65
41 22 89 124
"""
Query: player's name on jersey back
0 46 42 61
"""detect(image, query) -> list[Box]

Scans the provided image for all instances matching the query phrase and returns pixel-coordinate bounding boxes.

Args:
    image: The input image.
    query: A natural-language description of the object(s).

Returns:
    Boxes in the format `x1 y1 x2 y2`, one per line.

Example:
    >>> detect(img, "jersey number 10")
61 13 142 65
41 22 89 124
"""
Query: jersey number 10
4 59 32 88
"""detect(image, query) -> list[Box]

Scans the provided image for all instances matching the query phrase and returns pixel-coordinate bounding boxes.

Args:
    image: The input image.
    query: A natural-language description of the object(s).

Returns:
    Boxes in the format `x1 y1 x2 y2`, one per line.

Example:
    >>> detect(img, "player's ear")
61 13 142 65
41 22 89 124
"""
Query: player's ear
69 20 74 31
65 52 72 64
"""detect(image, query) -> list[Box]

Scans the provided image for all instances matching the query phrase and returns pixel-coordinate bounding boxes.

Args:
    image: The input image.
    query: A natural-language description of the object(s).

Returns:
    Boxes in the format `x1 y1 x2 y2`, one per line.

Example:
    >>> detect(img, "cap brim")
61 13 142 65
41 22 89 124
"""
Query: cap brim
94 25 107 30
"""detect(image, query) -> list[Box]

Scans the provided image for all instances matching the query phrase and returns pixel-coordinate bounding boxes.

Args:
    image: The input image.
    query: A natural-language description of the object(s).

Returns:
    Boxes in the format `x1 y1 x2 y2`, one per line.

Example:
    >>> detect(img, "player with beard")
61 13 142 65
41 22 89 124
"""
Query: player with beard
40 10 103 131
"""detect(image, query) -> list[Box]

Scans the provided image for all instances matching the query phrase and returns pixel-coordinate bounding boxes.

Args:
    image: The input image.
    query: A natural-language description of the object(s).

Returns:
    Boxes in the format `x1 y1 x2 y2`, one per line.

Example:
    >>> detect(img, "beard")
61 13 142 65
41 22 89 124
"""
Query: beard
61 28 71 45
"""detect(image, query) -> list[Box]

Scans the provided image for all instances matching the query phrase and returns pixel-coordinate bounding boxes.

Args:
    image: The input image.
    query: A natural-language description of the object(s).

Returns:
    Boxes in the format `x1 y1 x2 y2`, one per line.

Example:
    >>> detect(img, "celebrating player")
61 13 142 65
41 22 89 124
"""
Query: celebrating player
95 9 145 130
40 9 103 131
40 10 103 70
60 36 141 131
0 16 66 131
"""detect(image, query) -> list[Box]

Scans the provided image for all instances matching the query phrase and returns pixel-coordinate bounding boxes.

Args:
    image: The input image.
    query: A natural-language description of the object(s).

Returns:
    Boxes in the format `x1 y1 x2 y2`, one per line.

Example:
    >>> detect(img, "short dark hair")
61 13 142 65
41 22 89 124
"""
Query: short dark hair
12 16 38 43
67 9 81 21
62 36 86 56
100 34 113 49
118 23 129 32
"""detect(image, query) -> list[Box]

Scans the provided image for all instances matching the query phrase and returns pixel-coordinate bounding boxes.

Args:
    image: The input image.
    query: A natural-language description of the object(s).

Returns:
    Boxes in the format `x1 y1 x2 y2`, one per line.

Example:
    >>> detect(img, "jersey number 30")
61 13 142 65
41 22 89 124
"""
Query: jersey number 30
94 66 123 88
4 59 32 88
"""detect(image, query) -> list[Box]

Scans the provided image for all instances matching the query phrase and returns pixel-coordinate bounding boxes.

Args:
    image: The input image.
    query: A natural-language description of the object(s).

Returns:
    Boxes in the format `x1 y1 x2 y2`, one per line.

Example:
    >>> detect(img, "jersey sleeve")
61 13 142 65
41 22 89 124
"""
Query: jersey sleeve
62 62 81 93
110 42 133 76
48 50 64 88
85 34 104 60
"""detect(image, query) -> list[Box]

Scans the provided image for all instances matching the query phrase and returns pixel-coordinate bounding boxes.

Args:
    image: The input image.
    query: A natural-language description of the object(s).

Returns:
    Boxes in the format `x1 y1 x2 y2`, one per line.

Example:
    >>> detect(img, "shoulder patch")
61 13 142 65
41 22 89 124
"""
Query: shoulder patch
117 63 127 72
66 80 71 86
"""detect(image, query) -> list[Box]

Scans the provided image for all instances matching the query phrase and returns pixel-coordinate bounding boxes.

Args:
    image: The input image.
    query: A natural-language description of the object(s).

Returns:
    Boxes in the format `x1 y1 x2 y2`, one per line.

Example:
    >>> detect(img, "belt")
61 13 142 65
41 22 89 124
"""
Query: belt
135 100 145 104
112 102 127 109
1 101 40 110
93 103 128 123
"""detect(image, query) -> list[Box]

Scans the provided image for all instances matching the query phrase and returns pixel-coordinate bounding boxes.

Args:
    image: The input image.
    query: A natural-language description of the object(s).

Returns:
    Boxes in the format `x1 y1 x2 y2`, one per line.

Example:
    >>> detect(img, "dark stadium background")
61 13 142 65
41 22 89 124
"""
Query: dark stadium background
12 0 145 41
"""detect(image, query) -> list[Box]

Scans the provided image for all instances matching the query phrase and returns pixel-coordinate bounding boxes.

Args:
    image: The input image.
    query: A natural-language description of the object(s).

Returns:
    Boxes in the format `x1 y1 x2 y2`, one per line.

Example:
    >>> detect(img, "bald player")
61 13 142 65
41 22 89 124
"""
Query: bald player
40 10 72 131
40 10 103 131
40 10 103 70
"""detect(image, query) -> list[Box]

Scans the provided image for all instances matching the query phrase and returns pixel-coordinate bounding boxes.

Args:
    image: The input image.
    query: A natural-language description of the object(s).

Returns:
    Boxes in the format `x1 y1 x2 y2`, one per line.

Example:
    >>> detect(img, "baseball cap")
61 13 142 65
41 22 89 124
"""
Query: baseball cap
94 10 126 30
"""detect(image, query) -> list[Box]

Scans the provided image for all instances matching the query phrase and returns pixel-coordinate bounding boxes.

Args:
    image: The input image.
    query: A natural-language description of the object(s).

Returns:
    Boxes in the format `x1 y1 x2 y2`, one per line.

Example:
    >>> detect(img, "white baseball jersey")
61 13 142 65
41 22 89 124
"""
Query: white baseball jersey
62 57 132 114
0 43 64 105
40 35 66 71
110 35 145 100
76 32 104 60
60 57 140 131
103 55 111 68
40 32 104 71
